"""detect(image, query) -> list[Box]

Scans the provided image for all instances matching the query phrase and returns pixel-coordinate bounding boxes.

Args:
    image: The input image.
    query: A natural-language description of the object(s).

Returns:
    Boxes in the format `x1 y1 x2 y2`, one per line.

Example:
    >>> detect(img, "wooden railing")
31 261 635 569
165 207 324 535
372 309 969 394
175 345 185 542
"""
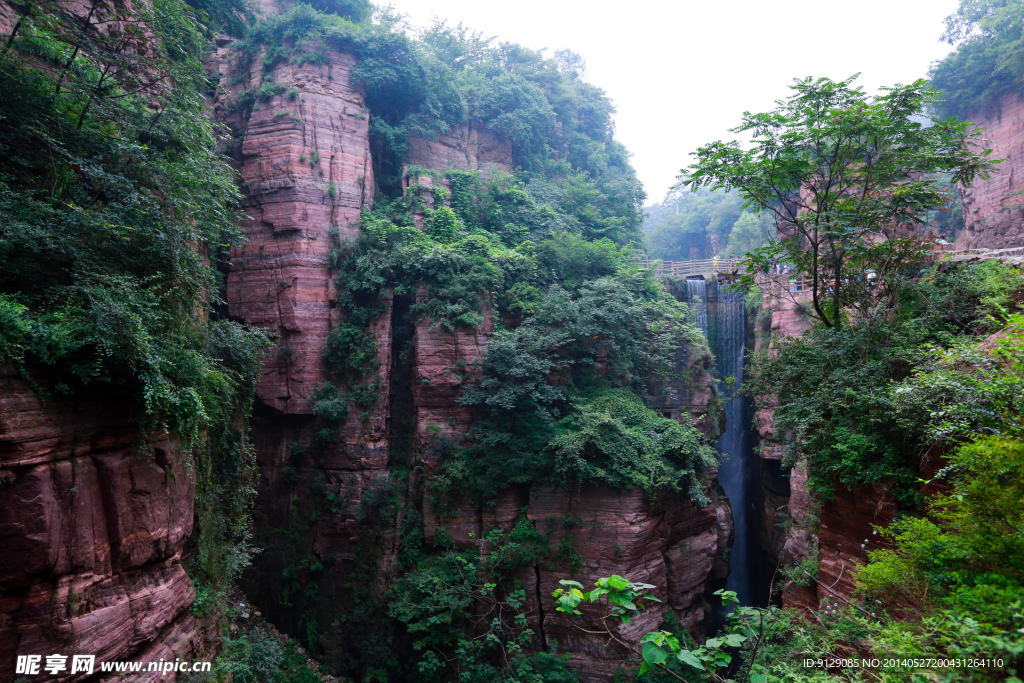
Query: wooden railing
755 272 808 297
635 257 745 277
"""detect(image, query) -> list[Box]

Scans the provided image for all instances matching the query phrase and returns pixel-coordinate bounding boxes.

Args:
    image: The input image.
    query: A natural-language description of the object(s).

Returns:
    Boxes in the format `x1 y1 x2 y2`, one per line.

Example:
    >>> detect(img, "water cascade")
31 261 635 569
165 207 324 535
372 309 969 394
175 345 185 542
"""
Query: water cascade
708 283 759 607
685 278 771 610
686 278 709 337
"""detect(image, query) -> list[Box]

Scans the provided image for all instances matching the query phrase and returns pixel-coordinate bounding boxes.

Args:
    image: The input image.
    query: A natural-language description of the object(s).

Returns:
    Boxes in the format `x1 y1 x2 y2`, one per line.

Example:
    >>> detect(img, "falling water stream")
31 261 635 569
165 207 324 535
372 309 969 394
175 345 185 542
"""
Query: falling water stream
686 278 709 337
709 284 756 607
685 278 769 610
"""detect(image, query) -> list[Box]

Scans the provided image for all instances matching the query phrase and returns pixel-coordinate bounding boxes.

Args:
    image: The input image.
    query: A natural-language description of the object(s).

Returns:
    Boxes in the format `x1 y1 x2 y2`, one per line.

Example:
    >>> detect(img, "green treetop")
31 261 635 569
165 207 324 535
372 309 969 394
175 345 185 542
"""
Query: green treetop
683 75 995 329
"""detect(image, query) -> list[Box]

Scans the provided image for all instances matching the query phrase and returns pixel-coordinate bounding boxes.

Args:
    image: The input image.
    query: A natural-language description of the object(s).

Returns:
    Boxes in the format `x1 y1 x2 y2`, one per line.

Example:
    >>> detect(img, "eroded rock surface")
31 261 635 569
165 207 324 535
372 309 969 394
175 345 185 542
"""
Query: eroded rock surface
211 46 374 414
956 93 1024 250
406 123 513 174
0 367 206 681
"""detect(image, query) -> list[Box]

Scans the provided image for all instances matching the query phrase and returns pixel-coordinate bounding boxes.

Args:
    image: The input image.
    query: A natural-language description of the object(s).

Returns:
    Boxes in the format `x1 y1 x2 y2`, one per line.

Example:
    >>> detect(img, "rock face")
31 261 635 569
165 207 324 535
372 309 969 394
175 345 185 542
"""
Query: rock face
750 277 903 614
210 45 375 414
0 367 208 682
526 483 728 681
956 92 1024 250
205 24 730 683
406 122 513 174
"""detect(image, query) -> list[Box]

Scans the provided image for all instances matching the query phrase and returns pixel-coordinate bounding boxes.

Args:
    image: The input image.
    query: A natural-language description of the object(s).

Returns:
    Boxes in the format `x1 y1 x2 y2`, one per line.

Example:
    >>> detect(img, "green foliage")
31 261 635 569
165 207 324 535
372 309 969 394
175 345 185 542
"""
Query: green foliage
685 75 995 329
0 0 271 636
644 187 769 261
860 380 1024 612
389 526 578 683
302 0 371 23
444 268 712 498
476 73 557 160
930 0 1024 118
547 390 716 500
0 0 268 436
311 382 348 423
554 579 772 682
191 626 324 683
235 4 645 224
184 0 254 37
425 206 461 242
746 262 1022 502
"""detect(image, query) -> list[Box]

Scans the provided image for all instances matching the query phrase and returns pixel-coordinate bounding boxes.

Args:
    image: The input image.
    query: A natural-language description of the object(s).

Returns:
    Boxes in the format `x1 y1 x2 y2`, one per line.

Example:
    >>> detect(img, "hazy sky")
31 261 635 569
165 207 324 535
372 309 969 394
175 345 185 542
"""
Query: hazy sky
381 0 962 204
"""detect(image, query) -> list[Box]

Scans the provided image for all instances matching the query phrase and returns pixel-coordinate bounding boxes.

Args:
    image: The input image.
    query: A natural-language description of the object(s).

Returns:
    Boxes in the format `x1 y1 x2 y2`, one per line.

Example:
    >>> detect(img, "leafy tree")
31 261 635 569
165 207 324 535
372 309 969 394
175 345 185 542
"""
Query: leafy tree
553 578 778 682
419 19 494 72
684 76 995 329
643 187 768 261
930 0 1024 118
184 0 254 36
745 260 1022 501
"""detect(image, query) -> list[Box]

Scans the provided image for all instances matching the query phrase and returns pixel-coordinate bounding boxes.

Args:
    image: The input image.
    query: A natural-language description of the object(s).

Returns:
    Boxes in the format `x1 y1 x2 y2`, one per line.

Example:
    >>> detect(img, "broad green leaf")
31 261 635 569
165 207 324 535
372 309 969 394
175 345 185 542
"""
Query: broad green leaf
607 575 630 590
723 633 746 647
677 649 704 670
642 643 668 665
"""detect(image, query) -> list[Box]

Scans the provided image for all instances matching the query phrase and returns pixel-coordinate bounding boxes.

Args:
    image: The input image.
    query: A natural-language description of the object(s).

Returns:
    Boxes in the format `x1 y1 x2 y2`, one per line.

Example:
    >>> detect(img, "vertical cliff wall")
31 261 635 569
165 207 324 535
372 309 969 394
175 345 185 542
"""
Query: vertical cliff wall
750 278 901 614
206 17 731 682
211 45 375 414
0 368 211 682
405 123 513 174
956 92 1024 250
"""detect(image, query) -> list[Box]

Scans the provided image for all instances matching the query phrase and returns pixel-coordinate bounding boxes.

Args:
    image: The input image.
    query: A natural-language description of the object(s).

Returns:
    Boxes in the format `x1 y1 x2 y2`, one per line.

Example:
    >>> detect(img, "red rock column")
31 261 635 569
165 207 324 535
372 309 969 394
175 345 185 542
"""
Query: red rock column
217 49 375 414
956 92 1024 250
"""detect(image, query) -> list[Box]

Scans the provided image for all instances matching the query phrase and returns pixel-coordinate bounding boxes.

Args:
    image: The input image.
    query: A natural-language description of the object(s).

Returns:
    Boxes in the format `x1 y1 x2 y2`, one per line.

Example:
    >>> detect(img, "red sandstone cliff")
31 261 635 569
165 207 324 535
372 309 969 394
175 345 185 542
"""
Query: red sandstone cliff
0 367 210 682
199 16 732 682
210 43 375 415
405 122 513 174
750 278 902 614
956 92 1024 250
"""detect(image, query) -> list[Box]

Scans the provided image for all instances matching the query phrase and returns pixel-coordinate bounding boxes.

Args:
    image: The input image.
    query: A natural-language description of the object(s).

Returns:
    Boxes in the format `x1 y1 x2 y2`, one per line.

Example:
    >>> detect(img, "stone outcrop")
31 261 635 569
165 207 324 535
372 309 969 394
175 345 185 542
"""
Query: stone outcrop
0 367 207 681
750 277 904 614
210 45 374 414
956 92 1024 250
406 122 513 174
749 278 822 613
526 483 728 682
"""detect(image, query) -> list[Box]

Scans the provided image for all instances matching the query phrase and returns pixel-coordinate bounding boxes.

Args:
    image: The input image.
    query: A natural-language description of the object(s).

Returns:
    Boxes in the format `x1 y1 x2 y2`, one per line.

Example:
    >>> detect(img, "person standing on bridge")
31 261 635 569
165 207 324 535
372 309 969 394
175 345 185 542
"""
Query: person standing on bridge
713 254 719 272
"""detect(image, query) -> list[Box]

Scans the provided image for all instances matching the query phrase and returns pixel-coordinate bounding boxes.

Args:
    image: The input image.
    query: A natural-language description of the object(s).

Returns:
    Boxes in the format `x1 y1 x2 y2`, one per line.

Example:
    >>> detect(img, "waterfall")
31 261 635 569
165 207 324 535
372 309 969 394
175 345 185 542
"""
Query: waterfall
709 284 756 607
685 278 709 337
682 278 769 610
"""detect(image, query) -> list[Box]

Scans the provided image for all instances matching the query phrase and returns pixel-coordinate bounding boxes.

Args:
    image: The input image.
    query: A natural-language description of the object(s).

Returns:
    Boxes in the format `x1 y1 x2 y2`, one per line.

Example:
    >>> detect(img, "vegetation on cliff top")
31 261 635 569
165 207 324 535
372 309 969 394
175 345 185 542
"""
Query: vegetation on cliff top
231 2 645 225
0 0 270 617
930 0 1024 118
685 75 994 330
643 187 771 262
320 169 716 504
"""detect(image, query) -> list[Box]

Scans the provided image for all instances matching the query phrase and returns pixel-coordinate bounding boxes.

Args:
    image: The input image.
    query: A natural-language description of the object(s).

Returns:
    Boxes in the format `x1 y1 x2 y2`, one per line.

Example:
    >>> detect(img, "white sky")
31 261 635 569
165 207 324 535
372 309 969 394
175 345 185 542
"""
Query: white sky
382 0 961 204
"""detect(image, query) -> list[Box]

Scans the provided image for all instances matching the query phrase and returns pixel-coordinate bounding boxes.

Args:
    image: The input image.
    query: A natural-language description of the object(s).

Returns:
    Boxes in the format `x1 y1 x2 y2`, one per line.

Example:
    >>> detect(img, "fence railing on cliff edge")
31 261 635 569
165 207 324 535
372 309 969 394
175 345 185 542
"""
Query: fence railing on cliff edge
635 257 745 277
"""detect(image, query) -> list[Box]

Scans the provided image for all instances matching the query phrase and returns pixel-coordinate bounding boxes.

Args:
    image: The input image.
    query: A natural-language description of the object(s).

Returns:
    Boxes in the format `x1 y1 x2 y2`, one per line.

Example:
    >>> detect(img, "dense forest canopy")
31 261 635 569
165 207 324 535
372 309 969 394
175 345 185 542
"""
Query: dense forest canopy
642 187 770 261
930 0 1024 117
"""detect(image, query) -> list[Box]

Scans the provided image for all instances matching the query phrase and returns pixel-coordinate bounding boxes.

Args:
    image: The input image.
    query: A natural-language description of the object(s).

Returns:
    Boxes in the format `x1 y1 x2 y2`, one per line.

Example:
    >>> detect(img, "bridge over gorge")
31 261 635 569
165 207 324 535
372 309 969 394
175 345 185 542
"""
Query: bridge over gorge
635 257 748 278
637 244 1024 286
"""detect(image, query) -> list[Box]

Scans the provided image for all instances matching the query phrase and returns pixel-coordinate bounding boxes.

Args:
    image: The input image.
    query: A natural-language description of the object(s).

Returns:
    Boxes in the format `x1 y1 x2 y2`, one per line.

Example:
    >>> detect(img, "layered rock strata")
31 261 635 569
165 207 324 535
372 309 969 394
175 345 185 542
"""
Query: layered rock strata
210 45 375 414
211 24 730 683
0 367 208 682
405 122 513 174
956 92 1024 250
